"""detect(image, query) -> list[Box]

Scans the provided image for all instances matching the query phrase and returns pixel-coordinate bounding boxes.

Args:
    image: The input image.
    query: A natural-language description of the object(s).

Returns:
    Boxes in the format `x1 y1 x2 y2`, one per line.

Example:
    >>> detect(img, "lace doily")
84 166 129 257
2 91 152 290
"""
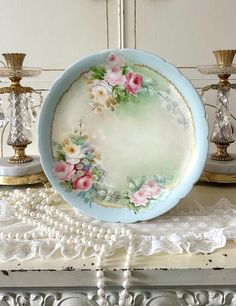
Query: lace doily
0 187 236 262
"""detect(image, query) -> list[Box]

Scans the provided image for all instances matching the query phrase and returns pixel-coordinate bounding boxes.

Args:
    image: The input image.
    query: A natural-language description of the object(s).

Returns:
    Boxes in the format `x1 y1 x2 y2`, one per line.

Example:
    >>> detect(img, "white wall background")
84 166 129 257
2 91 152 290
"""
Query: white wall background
0 0 236 157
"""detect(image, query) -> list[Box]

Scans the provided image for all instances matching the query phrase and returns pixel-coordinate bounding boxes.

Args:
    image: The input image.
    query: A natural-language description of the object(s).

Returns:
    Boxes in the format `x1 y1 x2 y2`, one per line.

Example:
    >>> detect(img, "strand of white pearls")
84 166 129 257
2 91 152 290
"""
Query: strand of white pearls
0 187 135 306
96 244 107 306
0 188 60 240
1 188 113 247
119 230 133 306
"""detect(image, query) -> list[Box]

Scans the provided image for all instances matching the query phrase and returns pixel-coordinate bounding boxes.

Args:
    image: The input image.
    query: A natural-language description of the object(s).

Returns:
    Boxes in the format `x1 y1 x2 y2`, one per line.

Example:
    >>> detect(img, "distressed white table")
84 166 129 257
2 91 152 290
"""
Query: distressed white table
0 183 236 306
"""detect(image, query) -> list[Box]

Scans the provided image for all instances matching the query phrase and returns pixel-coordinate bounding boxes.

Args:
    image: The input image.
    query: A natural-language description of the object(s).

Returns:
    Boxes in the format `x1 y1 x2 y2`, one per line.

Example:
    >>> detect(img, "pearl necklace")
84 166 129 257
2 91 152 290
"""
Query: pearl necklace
0 187 134 306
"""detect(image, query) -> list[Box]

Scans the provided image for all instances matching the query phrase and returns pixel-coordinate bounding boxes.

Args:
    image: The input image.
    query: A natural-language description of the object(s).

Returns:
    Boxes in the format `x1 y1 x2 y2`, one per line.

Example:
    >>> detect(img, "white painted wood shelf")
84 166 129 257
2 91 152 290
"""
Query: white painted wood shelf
0 183 235 305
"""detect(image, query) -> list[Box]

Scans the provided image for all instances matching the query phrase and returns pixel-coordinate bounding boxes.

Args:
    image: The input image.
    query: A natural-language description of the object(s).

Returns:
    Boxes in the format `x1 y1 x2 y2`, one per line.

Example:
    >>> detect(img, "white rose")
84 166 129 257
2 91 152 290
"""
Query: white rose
64 144 85 165
91 80 112 106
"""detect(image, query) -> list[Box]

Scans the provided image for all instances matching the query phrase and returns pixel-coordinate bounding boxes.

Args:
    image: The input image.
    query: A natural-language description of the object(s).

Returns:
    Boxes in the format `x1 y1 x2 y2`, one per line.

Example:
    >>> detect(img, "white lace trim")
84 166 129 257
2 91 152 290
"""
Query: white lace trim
0 188 236 261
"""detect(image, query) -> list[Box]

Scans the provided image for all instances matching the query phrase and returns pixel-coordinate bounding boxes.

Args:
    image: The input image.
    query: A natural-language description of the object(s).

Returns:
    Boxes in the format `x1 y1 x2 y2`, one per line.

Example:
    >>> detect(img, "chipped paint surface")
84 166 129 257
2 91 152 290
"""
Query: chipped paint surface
0 245 235 288
0 242 235 273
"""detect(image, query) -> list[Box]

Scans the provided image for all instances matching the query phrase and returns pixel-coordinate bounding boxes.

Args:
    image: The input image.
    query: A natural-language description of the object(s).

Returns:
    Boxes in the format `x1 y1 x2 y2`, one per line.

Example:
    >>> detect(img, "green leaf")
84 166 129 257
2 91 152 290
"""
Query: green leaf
57 144 62 150
69 134 85 146
56 151 65 161
153 175 172 187
140 176 146 186
97 169 104 177
128 181 136 192
133 176 145 189
91 167 103 176
127 176 139 189
111 192 121 201
80 187 98 204
90 167 96 174
62 181 73 192
127 176 147 192
82 159 90 166
121 65 129 75
77 164 84 170
96 189 107 198
104 195 112 202
92 182 102 189
112 86 130 104
86 154 94 161
77 171 84 177
92 174 100 181
127 201 146 213
91 66 106 80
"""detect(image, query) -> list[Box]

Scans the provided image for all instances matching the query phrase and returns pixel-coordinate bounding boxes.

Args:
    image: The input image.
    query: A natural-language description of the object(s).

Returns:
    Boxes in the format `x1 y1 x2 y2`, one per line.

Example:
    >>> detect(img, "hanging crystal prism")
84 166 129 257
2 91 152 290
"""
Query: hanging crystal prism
29 93 37 123
210 88 234 144
0 97 6 128
7 92 32 146
39 92 44 107
21 93 32 130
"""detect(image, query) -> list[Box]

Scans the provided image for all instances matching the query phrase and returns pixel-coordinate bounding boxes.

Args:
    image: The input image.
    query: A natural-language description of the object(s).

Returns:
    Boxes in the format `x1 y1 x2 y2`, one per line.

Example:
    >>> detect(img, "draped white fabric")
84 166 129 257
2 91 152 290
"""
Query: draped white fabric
0 187 236 261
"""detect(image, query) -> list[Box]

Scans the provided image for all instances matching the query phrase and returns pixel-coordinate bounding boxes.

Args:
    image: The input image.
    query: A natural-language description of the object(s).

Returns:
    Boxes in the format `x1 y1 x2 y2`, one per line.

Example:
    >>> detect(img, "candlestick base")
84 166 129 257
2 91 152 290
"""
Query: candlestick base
200 155 236 183
0 155 48 186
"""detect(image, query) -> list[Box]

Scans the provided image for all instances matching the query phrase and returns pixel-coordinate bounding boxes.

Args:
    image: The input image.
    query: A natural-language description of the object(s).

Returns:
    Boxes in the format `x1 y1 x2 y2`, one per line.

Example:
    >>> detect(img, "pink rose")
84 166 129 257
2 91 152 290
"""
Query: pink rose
130 189 149 207
124 72 142 95
107 53 123 68
104 66 125 85
54 160 75 182
73 174 93 192
143 180 161 199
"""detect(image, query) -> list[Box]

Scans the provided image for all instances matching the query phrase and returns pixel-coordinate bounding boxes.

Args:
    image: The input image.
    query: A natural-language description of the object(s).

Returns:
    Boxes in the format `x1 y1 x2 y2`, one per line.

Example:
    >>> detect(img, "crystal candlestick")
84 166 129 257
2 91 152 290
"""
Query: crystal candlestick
210 50 235 161
0 53 41 164
0 53 47 186
198 50 236 161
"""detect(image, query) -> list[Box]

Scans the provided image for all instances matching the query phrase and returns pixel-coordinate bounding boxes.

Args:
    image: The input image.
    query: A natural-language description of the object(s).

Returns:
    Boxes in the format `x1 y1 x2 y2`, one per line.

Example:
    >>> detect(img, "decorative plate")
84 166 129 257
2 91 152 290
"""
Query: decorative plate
38 49 208 223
